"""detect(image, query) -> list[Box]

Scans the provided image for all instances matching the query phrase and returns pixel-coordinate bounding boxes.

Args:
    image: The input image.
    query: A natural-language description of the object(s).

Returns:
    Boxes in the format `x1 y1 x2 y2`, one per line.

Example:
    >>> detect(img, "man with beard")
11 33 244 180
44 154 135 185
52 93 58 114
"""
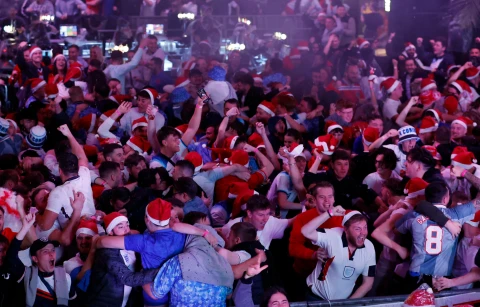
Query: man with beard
337 64 365 105
400 59 428 101
301 208 376 300
63 219 98 305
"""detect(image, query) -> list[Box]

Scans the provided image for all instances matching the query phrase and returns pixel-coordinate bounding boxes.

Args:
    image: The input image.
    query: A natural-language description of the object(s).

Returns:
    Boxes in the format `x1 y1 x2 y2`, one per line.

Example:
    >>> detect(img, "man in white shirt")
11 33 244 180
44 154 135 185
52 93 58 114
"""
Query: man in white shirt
380 77 403 130
363 147 402 194
302 208 376 300
221 195 294 250
37 125 96 232
142 35 166 65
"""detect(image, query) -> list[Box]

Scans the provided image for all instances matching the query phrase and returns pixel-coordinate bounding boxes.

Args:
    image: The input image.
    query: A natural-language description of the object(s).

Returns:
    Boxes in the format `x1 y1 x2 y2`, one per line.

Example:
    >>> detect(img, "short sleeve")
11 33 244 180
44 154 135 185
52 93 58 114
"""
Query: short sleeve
233 250 251 264
78 166 91 184
313 228 336 248
265 216 289 240
362 242 377 277
46 188 67 214
124 233 146 253
276 173 291 194
383 101 399 119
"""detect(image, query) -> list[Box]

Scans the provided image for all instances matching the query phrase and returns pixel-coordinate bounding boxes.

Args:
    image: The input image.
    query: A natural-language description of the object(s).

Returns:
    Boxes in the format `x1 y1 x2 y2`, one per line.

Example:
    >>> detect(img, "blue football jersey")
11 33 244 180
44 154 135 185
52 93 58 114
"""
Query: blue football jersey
396 203 475 276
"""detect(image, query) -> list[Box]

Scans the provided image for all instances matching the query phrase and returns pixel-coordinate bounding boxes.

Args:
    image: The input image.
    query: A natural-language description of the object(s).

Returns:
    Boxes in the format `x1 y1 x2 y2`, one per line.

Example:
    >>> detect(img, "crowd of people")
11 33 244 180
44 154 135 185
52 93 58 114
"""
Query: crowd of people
1 0 480 306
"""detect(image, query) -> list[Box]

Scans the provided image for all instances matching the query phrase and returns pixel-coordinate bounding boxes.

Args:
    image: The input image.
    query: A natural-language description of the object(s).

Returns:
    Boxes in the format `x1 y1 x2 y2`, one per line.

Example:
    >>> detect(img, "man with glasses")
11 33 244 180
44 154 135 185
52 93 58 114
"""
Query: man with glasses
363 147 402 194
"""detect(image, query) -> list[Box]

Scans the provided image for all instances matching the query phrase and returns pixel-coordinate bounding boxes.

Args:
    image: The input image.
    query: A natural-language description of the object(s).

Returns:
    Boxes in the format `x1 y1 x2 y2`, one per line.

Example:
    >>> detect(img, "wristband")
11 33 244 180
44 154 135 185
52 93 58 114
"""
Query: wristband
196 105 203 109
461 169 467 178
202 230 209 237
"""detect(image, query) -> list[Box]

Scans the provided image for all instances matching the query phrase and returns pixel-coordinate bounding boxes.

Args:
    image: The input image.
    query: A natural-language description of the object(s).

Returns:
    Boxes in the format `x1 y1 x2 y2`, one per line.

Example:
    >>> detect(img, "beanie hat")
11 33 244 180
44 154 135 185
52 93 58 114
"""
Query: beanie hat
451 146 468 159
64 67 82 83
381 77 400 93
26 78 46 93
257 101 276 117
185 151 203 173
404 42 416 51
404 178 428 199
229 150 250 167
357 38 369 49
418 116 438 134
452 151 477 169
297 40 310 51
175 76 190 88
444 96 459 115
263 73 287 86
26 125 47 149
466 67 480 80
422 145 441 160
29 46 41 58
171 87 191 103
208 66 227 81
248 132 265 149
419 89 441 106
403 283 435 307
224 135 239 150
77 113 97 133
175 124 188 136
141 88 159 104
131 117 148 131
420 78 437 92
342 210 362 226
289 48 301 60
362 127 380 146
126 135 151 154
45 83 58 99
75 218 98 237
310 134 339 155
109 94 132 104
452 116 477 129
146 198 172 227
104 212 128 234
325 121 344 134
398 125 419 144
0 118 10 138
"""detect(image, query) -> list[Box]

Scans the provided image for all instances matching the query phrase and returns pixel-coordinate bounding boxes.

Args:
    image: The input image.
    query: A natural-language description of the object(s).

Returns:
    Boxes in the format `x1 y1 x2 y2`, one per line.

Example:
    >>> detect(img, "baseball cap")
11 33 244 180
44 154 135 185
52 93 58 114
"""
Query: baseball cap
30 238 60 256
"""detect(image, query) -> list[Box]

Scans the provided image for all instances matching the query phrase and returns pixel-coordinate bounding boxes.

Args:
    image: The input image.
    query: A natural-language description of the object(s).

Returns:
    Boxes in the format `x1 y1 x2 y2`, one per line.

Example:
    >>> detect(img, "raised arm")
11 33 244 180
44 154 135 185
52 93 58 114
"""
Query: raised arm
301 206 345 242
368 129 398 151
452 166 480 191
244 143 274 178
255 123 281 170
58 124 88 167
214 108 238 148
285 151 307 201
98 101 131 139
146 104 161 153
395 96 418 127
181 95 207 146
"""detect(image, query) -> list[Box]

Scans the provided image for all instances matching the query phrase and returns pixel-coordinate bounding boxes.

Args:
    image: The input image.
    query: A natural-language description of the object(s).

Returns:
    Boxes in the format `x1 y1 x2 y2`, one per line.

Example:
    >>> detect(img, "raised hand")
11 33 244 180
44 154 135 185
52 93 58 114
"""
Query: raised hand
70 191 85 212
118 101 132 114
385 129 399 138
58 124 73 138
226 107 240 118
416 37 423 45
331 206 346 216
245 253 268 279
256 122 266 136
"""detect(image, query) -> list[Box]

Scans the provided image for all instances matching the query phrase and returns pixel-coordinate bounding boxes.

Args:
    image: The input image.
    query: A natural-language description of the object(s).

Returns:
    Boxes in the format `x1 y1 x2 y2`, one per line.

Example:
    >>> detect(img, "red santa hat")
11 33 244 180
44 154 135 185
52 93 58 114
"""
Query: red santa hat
228 182 249 198
420 78 437 92
404 178 429 199
257 101 276 117
26 78 46 93
297 40 310 51
141 88 159 104
233 187 258 217
422 145 441 160
466 67 480 80
444 96 459 115
64 67 82 83
403 284 435 307
52 53 65 64
104 212 128 234
380 77 400 93
451 146 468 159
310 134 340 155
248 132 265 149
45 83 58 99
29 46 41 58
126 135 151 154
75 218 98 237
228 150 249 167
175 76 190 88
286 142 305 159
357 37 370 49
83 145 98 158
224 135 239 150
109 94 132 104
452 151 477 169
425 109 443 123
175 124 188 136
452 116 477 129
418 116 438 134
404 42 416 52
182 58 196 75
289 48 301 60
146 198 172 227
131 117 148 131
77 113 97 133
419 89 441 106
185 151 204 173
252 74 263 84
451 80 472 94
325 121 344 134
362 127 380 146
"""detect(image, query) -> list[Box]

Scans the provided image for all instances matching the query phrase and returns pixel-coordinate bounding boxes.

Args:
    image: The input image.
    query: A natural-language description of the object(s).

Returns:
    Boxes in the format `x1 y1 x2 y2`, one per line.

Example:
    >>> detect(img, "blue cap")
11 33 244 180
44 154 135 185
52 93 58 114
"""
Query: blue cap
208 66 227 81
263 73 287 86
26 125 47 149
171 87 191 104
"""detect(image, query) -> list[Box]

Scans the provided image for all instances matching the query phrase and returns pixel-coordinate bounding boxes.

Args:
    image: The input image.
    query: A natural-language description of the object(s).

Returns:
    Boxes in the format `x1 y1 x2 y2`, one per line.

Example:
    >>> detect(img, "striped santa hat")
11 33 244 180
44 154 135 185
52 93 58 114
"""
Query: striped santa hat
75 218 98 237
146 198 172 227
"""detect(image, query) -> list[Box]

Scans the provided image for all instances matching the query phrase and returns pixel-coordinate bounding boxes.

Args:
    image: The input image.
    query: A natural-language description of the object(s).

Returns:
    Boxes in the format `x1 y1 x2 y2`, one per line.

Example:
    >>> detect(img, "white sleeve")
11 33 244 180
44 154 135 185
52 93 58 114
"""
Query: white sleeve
97 117 119 139
313 228 340 248
221 219 236 239
46 188 67 214
383 102 398 120
362 173 374 189
154 112 165 132
44 151 60 177
79 166 92 186
266 216 289 240
233 250 252 264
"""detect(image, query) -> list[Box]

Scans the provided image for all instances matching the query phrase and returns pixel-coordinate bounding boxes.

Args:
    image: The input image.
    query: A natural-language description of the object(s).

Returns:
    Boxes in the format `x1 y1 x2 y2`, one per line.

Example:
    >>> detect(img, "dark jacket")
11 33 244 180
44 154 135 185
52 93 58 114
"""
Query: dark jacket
86 248 158 307
237 86 265 118
303 169 378 211
16 46 50 82
0 238 26 307
416 47 455 91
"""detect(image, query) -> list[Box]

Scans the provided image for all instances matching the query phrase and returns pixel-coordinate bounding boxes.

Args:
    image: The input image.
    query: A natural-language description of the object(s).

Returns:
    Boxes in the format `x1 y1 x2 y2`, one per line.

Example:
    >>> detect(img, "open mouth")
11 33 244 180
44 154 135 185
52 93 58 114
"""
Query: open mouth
49 260 55 266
